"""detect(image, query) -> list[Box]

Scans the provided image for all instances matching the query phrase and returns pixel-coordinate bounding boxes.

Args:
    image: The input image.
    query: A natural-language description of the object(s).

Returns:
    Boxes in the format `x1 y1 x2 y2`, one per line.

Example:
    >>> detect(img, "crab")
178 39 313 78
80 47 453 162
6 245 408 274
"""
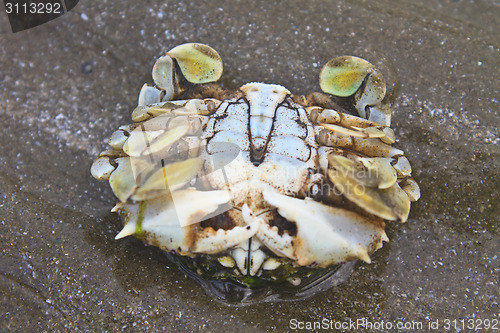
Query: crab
91 43 420 287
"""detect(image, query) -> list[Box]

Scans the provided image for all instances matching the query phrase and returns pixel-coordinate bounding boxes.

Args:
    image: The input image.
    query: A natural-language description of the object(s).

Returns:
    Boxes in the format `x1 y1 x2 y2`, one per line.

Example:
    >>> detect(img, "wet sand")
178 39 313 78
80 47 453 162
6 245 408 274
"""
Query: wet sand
0 1 498 331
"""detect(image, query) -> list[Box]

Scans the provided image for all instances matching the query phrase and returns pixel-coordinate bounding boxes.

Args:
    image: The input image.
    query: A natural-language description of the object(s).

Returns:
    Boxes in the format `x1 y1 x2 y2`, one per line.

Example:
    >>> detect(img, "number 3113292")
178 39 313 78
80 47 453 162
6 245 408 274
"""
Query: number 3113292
5 2 62 14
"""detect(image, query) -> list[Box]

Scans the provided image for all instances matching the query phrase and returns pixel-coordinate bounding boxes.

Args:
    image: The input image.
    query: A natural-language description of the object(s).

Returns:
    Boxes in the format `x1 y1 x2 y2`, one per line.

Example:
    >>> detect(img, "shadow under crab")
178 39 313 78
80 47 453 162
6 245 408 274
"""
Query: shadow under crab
91 43 420 303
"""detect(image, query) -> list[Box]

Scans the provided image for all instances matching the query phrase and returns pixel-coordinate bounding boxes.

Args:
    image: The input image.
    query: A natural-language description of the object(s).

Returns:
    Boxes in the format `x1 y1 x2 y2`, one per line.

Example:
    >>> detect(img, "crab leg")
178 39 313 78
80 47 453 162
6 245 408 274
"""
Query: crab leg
398 177 421 202
317 126 402 158
327 167 411 221
131 98 221 122
92 140 205 203
308 107 395 144
314 108 414 182
307 97 410 219
91 97 225 201
92 136 204 204
90 149 125 181
317 144 419 222
138 84 166 105
123 121 190 157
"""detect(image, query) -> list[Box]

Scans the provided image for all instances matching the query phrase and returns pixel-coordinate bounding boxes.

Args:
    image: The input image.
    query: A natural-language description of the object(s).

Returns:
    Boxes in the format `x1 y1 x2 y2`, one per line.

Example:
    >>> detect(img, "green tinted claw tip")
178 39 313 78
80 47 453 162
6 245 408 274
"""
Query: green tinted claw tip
319 56 375 97
168 43 223 84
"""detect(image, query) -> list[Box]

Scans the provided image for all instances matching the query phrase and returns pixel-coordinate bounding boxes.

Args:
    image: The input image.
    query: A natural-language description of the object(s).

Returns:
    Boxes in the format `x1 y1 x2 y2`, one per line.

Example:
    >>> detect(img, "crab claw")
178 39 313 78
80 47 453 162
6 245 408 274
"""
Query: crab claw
113 188 259 255
152 43 223 101
319 56 390 126
263 190 388 266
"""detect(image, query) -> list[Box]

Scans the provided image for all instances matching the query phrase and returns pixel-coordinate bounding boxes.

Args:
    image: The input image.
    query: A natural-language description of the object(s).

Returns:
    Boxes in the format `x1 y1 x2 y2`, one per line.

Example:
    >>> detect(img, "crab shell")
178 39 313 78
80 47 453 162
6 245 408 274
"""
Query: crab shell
91 43 420 280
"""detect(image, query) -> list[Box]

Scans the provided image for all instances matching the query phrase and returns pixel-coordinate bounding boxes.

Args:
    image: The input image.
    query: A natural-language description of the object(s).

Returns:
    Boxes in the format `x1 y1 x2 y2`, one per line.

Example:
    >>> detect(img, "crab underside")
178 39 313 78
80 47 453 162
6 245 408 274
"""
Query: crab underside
91 43 420 301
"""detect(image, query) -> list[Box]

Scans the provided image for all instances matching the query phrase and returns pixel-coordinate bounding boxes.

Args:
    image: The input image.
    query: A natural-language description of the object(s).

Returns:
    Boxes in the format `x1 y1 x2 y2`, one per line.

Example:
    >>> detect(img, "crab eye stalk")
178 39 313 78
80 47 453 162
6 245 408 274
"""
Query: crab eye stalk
319 56 390 126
